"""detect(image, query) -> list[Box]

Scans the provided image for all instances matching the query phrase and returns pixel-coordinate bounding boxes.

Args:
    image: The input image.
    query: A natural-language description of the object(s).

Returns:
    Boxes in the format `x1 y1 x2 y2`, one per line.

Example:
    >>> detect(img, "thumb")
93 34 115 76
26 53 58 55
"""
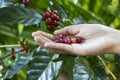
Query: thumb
54 26 80 36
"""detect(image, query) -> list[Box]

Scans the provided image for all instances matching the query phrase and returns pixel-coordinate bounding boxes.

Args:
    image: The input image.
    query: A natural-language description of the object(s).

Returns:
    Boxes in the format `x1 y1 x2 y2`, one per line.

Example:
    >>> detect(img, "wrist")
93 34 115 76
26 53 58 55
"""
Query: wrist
109 29 120 54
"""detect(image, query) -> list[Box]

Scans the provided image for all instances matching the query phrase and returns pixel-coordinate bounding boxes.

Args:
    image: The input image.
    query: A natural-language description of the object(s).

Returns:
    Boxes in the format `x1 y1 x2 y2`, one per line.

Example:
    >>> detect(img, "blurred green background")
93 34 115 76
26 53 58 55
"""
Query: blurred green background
0 0 120 80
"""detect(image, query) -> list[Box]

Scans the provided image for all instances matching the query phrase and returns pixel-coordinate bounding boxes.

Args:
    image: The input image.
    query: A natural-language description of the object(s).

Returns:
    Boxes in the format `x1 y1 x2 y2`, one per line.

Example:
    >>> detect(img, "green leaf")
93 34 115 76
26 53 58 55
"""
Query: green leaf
29 0 50 13
73 56 97 80
88 0 97 11
38 55 63 80
94 66 107 80
27 47 53 80
49 0 68 18
115 55 120 64
27 47 63 80
0 25 18 38
17 69 27 80
103 54 115 62
5 50 35 78
63 55 75 80
101 0 120 17
0 0 13 8
69 1 103 22
0 5 42 26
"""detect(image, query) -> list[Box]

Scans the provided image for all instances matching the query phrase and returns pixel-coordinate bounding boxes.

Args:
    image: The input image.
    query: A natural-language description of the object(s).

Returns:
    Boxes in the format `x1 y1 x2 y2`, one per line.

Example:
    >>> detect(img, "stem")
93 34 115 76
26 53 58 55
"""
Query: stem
0 44 20 48
0 51 20 62
97 55 117 80
58 22 64 28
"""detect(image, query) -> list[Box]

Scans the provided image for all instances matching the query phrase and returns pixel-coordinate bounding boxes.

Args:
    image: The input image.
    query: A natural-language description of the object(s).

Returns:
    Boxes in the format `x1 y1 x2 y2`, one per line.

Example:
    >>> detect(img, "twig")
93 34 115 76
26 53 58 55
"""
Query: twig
0 51 20 62
97 55 117 80
0 44 20 48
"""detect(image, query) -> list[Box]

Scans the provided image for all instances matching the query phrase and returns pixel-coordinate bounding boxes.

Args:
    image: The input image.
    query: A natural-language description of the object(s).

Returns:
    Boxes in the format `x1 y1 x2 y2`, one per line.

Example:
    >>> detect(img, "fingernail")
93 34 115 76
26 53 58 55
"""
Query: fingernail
44 42 48 47
44 42 52 47
34 36 38 41
32 32 36 36
54 30 59 35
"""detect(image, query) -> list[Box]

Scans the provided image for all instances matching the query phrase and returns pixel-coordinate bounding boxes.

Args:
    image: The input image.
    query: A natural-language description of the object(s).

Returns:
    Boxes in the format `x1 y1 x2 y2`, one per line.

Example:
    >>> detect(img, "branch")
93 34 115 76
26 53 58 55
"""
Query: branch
0 44 20 48
97 55 117 80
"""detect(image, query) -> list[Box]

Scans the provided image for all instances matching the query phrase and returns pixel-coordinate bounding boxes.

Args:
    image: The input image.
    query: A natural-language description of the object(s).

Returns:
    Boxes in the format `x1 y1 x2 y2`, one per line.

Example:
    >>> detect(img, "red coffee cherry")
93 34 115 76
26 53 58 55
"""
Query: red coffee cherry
75 36 83 43
58 34 63 38
10 55 16 60
19 46 25 52
54 38 63 43
43 11 51 19
22 0 29 6
51 14 58 20
53 10 58 15
64 38 71 44
48 25 55 30
52 20 58 26
45 18 53 25
55 16 59 21
56 34 63 39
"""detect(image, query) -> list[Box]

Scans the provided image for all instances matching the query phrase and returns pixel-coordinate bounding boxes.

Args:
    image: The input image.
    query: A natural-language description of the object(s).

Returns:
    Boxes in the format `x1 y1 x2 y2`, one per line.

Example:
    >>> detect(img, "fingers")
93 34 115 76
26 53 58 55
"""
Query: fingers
54 25 80 36
74 37 111 56
43 37 110 56
32 31 54 40
44 42 76 55
34 36 66 54
34 35 52 47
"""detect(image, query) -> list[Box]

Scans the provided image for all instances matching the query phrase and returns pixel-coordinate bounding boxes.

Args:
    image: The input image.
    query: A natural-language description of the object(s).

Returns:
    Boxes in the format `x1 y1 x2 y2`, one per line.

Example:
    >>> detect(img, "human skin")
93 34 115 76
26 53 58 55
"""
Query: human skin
32 24 120 56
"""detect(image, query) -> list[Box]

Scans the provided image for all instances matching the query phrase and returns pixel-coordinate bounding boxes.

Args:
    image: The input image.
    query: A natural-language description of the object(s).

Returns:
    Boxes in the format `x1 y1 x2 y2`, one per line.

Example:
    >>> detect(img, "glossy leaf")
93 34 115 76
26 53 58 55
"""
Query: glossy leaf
29 0 50 14
0 5 42 26
50 0 68 18
38 55 63 80
5 50 35 78
73 56 97 80
61 55 75 80
27 47 63 80
0 0 13 8
94 66 107 80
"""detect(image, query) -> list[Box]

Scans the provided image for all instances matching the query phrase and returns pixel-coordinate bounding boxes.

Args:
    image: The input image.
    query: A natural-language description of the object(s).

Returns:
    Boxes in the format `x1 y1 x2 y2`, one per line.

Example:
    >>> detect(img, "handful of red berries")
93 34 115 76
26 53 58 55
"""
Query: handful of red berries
43 10 59 30
43 10 84 44
54 34 84 44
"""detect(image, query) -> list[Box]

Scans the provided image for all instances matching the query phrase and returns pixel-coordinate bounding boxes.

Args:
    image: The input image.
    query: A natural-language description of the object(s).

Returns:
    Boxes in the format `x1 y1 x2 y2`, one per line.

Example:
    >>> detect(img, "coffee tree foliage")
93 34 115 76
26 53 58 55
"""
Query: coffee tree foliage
0 0 120 80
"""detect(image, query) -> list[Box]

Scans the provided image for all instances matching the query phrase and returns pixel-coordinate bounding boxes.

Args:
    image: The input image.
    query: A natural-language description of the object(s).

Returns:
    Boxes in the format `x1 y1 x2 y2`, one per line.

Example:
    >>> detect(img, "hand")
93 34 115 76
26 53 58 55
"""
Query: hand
32 24 120 56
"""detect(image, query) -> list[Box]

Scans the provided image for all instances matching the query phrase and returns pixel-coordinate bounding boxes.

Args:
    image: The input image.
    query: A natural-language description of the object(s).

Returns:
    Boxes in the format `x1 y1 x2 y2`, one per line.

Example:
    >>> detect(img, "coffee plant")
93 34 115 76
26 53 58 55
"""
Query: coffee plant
0 0 120 80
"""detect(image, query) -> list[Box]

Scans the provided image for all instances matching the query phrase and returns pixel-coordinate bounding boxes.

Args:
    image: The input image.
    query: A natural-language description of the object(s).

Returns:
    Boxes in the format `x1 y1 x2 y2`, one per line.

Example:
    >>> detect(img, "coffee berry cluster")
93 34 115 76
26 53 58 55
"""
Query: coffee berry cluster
54 34 84 44
43 10 59 30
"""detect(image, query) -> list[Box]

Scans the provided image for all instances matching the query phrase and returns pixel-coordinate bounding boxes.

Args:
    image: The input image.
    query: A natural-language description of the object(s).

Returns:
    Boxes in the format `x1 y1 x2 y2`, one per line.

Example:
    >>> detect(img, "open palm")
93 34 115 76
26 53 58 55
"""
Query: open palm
32 24 117 56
